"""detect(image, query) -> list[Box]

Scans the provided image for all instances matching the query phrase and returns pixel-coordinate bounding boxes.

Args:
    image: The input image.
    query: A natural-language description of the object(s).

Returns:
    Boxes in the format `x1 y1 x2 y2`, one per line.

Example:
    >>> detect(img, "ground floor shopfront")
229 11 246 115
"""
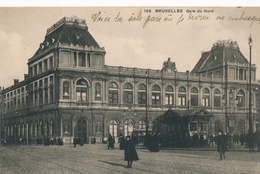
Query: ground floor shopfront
3 107 258 145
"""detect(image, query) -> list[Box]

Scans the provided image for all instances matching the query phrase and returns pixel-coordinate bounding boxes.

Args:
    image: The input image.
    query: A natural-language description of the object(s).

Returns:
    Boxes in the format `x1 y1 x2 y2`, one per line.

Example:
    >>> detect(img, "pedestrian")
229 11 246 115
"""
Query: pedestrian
209 135 214 147
107 134 114 150
200 133 204 147
148 133 160 152
124 136 139 168
240 132 245 146
73 137 78 147
216 131 227 160
91 136 96 144
79 136 84 146
119 134 125 150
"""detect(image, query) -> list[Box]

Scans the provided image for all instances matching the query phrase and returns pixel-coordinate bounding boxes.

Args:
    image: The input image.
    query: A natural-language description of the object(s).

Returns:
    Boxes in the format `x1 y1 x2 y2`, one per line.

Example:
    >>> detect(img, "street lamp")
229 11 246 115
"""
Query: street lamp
248 35 253 151
145 71 148 136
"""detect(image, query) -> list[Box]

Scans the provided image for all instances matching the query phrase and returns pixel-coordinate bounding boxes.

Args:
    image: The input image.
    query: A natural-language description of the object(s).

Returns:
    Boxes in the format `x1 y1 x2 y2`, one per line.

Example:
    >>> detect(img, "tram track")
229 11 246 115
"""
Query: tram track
1 149 29 174
5 146 87 174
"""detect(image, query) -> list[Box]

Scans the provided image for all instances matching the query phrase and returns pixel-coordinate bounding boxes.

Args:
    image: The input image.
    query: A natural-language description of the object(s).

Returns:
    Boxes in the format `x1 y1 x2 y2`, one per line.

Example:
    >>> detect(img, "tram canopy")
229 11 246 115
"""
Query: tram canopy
155 108 213 125
155 109 183 124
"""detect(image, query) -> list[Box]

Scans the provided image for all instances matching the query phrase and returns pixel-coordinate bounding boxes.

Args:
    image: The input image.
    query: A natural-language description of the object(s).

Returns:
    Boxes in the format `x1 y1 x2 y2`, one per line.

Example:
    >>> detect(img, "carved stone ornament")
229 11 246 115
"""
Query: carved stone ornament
162 58 177 72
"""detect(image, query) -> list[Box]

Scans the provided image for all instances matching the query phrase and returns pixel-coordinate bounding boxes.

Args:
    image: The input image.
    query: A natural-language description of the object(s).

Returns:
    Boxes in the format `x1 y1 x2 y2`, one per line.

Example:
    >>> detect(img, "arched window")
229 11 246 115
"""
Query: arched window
165 86 174 105
76 79 88 102
124 119 134 137
190 87 198 106
214 89 221 107
63 81 69 99
138 120 146 130
124 83 133 104
108 82 118 104
77 118 87 143
109 120 118 137
215 120 222 135
237 89 245 107
95 83 101 100
152 85 161 105
202 88 210 107
138 84 146 105
178 86 186 106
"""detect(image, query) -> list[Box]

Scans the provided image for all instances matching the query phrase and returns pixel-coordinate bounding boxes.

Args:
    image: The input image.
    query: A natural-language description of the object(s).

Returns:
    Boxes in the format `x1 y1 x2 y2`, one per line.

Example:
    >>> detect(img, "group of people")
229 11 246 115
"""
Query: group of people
73 136 85 147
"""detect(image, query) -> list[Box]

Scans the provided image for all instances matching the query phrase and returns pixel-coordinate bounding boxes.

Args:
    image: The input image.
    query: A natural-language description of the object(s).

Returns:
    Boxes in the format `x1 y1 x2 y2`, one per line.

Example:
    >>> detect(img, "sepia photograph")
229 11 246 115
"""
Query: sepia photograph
0 6 260 173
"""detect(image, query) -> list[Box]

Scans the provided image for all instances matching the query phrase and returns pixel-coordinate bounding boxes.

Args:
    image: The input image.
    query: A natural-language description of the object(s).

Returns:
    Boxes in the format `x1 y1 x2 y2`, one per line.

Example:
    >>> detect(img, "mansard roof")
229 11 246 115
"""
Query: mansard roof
33 17 100 56
191 40 249 73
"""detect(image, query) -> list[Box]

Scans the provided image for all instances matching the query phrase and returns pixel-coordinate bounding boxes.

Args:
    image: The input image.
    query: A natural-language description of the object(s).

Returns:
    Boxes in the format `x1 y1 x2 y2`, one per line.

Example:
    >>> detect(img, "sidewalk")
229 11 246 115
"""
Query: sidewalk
135 143 258 152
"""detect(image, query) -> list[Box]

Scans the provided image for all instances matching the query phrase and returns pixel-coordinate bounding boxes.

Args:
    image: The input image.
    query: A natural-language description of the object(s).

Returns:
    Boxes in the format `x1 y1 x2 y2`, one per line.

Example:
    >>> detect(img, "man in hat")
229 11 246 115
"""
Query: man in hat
216 131 227 160
124 136 139 168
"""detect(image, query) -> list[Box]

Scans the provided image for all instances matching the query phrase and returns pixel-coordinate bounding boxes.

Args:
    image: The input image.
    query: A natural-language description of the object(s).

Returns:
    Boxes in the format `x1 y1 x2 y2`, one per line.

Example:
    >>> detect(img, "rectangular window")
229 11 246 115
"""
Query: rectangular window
202 96 210 106
152 93 160 105
39 80 42 88
29 67 33 77
214 96 221 107
81 92 86 102
239 69 243 80
49 56 53 69
178 95 186 106
44 78 48 87
138 92 146 105
78 53 86 67
44 59 48 71
165 94 173 105
33 65 37 76
109 91 118 104
191 95 198 106
45 90 48 104
124 91 133 104
39 91 43 105
50 88 53 103
35 93 38 106
87 54 90 67
39 62 42 74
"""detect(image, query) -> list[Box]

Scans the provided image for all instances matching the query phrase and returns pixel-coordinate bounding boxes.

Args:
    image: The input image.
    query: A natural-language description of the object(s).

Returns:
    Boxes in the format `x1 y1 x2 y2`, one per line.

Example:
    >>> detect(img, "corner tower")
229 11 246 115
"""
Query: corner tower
28 16 106 73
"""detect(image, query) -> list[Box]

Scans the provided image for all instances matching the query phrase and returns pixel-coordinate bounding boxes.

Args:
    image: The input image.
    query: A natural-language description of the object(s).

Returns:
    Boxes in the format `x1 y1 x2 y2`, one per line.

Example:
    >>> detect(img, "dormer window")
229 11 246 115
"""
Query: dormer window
75 33 81 40
233 54 237 58
214 56 217 60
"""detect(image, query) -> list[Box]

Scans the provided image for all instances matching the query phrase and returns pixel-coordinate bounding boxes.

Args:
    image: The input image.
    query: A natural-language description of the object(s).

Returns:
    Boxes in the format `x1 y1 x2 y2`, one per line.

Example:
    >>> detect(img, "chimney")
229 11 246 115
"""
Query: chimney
14 79 19 85
24 74 29 80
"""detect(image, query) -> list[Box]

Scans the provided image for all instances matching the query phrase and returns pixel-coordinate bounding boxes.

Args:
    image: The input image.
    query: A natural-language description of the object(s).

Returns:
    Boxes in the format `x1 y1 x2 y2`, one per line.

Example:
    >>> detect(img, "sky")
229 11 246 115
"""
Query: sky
0 7 260 88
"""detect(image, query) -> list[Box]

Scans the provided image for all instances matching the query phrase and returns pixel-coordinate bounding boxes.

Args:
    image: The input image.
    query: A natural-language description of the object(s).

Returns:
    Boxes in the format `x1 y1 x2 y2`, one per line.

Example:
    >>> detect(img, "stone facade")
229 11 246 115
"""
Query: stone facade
1 17 259 144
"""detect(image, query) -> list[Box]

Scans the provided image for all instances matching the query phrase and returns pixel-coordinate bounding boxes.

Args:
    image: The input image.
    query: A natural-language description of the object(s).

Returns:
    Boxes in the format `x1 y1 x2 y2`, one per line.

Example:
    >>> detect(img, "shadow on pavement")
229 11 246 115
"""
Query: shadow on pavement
98 160 125 167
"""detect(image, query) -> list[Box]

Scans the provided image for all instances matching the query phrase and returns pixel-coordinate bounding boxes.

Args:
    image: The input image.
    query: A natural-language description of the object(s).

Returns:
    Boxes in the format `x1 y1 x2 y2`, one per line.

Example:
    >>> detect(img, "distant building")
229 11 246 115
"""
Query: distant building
1 17 259 144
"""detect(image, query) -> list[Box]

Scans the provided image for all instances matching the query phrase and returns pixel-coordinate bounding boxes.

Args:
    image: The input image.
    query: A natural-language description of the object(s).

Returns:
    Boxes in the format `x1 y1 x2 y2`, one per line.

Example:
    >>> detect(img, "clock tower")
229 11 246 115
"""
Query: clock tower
162 58 177 74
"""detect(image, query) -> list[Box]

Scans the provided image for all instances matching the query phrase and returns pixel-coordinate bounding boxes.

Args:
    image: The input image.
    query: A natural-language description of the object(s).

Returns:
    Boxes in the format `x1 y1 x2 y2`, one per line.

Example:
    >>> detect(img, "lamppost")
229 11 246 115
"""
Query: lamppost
123 105 137 136
222 88 237 149
248 35 253 152
145 71 148 136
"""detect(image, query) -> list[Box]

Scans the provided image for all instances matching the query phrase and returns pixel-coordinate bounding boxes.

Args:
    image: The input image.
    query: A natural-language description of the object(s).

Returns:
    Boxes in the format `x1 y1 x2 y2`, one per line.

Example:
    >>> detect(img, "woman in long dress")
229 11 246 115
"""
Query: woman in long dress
124 136 139 168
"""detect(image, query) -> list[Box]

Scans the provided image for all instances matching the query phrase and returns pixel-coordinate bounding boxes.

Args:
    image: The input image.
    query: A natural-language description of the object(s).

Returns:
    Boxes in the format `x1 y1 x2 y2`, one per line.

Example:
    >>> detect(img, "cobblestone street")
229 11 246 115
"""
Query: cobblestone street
0 143 260 174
